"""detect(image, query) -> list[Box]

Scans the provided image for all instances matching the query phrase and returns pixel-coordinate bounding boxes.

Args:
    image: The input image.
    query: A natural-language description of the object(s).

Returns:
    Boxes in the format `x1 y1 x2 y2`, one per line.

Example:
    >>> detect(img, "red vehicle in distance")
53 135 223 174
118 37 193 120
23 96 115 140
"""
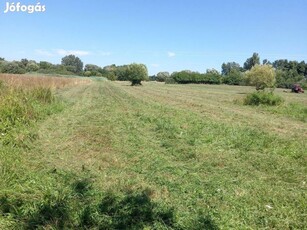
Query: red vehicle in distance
291 84 304 93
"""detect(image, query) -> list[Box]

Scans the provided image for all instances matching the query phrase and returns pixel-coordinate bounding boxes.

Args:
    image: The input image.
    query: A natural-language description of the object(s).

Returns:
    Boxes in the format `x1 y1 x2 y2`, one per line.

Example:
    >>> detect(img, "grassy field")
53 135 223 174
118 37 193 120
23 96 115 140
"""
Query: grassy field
0 75 306 229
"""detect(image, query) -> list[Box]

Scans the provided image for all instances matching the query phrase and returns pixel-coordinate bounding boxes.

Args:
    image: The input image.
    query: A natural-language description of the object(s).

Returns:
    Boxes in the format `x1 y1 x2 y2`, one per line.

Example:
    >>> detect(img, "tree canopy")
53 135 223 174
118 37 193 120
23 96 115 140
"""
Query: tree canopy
0 53 306 90
156 72 170 82
126 63 149 86
245 65 276 90
61 55 83 74
244 53 260 71
221 62 242 75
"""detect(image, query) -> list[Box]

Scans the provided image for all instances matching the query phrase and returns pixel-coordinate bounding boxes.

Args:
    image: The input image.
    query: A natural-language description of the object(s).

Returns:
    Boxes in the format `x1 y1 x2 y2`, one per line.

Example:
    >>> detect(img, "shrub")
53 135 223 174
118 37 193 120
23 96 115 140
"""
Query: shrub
165 77 177 84
83 71 92 77
171 71 221 84
1 62 26 74
245 65 276 90
26 62 39 72
156 72 170 82
300 81 307 90
104 71 117 81
223 69 243 85
275 69 305 89
244 91 284 106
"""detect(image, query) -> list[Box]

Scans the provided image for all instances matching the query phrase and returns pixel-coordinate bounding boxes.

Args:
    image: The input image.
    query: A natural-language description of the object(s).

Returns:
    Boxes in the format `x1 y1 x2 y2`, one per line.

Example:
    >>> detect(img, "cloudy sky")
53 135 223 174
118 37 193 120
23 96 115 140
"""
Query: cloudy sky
0 0 306 74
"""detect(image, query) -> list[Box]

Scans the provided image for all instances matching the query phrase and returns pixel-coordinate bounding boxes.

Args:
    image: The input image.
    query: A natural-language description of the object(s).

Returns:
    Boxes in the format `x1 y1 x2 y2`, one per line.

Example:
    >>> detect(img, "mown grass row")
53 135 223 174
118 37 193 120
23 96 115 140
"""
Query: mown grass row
38 82 303 229
0 80 206 229
94 83 306 229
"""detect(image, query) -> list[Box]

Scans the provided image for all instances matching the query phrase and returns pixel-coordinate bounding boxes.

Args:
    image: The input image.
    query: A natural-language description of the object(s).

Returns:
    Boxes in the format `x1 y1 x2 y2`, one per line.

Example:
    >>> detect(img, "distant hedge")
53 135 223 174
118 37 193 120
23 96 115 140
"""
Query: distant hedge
171 71 221 84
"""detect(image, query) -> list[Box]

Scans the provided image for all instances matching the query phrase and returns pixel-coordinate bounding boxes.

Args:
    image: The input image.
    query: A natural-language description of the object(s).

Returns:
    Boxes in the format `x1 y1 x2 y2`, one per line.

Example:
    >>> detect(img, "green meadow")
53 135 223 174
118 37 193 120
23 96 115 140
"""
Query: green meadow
0 74 306 229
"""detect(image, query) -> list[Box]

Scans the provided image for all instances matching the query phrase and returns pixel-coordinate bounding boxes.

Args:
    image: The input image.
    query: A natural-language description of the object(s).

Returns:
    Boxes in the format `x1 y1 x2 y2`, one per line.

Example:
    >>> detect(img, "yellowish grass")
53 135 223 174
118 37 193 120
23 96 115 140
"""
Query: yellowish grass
0 74 91 90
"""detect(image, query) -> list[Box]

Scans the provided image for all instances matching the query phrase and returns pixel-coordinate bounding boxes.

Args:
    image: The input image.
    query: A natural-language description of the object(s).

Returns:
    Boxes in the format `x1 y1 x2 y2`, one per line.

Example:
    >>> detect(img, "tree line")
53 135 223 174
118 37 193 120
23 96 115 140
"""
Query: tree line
0 53 306 88
0 55 84 75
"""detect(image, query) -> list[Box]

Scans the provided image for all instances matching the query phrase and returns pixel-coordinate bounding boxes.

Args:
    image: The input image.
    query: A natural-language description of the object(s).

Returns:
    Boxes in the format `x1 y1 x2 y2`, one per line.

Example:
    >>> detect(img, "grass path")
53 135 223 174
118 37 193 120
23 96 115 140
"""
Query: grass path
4 80 306 229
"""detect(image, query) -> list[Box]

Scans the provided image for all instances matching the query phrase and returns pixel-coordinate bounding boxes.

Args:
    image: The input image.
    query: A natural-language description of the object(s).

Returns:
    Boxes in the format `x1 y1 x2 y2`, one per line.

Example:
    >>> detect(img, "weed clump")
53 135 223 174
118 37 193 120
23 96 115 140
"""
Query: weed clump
31 87 54 103
244 91 284 106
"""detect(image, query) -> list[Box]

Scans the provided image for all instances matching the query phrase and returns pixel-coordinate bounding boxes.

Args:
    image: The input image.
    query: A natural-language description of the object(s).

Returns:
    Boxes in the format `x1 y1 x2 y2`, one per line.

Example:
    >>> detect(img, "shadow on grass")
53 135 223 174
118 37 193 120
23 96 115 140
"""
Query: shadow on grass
0 178 219 229
79 189 176 229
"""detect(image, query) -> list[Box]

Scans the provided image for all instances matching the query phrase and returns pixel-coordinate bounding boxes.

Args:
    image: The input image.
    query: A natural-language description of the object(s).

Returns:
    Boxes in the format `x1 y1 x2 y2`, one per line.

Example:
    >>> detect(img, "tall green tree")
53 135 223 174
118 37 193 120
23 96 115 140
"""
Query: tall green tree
223 69 243 85
39 61 53 69
1 61 26 74
244 53 260 71
245 64 276 90
262 59 272 65
126 63 148 86
221 62 242 75
84 64 103 76
26 61 39 72
156 72 170 82
61 55 83 74
20 58 29 68
297 61 306 76
116 65 129 81
272 59 288 70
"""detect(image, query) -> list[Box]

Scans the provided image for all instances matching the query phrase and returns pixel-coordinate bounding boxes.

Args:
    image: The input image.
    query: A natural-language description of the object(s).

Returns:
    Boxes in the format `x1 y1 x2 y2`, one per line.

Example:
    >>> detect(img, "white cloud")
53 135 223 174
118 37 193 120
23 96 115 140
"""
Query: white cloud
55 49 91 56
35 49 54 57
151 64 160 68
35 49 91 57
98 51 112 56
168 52 176 57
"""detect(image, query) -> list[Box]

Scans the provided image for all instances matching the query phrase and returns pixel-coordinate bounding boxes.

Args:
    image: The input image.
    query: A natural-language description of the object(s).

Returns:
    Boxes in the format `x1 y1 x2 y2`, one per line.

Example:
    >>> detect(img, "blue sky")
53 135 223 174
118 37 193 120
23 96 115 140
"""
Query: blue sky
0 0 306 75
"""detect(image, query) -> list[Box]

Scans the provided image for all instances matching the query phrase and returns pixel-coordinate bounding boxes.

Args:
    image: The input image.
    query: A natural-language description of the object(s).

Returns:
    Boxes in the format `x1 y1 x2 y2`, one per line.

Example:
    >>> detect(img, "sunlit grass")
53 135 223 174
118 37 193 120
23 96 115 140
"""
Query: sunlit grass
0 80 306 229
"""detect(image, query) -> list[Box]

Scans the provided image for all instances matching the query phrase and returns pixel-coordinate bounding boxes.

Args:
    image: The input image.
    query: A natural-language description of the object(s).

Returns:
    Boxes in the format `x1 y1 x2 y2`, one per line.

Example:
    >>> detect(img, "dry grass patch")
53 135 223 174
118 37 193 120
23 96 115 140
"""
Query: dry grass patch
0 73 91 90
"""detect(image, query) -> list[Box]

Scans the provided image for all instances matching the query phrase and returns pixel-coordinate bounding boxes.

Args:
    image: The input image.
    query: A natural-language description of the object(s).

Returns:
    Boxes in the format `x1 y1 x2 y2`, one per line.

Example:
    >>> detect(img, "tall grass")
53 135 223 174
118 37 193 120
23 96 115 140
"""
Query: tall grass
0 74 88 146
265 102 307 122
0 75 92 228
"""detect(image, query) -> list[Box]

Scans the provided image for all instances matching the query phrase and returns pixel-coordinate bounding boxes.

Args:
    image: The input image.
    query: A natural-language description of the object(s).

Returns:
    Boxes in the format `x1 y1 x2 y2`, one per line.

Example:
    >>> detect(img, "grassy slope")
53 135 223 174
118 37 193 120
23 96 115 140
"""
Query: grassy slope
1 81 306 229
